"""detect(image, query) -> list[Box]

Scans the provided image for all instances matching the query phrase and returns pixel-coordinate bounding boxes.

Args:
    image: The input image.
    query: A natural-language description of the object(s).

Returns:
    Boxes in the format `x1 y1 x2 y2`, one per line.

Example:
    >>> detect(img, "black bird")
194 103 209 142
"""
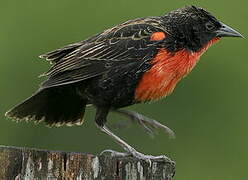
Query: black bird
5 6 243 161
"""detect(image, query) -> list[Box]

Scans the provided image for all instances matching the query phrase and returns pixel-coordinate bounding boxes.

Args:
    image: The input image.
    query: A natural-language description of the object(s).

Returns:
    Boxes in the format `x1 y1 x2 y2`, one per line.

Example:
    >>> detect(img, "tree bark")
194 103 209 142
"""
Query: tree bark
0 145 175 180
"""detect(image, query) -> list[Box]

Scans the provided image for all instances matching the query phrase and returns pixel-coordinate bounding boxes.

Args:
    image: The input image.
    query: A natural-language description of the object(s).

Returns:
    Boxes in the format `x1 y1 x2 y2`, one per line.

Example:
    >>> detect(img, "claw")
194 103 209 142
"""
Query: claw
100 149 169 167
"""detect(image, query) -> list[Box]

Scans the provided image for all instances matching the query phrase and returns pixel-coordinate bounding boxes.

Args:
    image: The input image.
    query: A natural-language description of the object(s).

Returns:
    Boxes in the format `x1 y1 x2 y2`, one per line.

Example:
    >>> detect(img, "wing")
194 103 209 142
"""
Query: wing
40 17 167 88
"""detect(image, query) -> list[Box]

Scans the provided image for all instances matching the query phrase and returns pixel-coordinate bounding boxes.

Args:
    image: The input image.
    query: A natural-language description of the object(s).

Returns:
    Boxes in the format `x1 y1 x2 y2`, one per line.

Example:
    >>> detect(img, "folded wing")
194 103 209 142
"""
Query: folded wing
39 17 166 89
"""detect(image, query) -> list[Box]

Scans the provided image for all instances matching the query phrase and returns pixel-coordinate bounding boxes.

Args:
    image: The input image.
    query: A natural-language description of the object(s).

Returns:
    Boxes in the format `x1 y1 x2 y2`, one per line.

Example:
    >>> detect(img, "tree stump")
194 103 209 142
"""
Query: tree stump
0 145 175 180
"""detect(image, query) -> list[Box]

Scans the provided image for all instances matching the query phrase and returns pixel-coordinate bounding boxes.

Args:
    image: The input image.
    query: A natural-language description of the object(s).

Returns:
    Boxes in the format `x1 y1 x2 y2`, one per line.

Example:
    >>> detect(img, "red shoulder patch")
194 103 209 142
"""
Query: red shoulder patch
150 32 166 41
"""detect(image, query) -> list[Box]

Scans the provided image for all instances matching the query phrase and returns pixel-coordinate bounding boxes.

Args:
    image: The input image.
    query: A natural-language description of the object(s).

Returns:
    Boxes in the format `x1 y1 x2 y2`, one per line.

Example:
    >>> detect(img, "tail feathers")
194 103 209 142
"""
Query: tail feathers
5 86 87 127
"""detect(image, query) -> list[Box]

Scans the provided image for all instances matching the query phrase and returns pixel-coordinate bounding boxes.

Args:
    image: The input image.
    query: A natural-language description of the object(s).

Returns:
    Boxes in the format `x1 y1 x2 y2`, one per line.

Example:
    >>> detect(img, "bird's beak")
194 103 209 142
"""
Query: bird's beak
216 23 244 38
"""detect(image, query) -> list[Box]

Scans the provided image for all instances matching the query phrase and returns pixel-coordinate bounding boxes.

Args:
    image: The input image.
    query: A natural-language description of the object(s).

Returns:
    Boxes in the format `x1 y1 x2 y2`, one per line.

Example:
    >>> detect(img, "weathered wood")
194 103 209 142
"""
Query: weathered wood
0 145 175 180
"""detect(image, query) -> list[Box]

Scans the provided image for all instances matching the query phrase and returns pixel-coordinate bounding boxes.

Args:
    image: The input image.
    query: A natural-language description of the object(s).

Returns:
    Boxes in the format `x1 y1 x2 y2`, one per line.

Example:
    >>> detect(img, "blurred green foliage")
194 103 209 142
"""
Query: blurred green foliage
0 0 247 179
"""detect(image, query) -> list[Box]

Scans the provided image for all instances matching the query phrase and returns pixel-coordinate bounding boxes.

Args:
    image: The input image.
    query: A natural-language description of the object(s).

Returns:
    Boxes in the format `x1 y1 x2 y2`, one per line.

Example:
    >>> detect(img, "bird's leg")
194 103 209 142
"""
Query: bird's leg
114 109 176 139
95 107 169 162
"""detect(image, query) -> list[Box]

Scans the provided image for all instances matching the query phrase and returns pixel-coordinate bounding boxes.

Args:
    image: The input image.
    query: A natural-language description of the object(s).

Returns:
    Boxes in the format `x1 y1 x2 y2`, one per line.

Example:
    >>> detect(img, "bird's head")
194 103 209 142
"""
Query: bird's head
162 5 243 52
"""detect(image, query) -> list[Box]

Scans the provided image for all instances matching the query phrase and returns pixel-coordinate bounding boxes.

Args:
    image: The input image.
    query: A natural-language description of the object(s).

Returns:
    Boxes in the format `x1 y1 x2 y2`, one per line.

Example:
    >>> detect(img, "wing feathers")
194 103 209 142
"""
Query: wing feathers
39 42 83 63
39 17 165 88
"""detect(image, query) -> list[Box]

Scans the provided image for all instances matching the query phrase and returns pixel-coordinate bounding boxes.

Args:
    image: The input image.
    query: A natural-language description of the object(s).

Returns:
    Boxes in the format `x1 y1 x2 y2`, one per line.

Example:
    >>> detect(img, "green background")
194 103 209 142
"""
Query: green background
0 0 247 179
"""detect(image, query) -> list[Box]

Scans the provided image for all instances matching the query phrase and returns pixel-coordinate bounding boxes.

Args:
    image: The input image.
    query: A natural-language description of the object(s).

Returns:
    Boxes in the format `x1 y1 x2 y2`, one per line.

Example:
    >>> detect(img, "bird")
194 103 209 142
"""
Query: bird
5 5 243 161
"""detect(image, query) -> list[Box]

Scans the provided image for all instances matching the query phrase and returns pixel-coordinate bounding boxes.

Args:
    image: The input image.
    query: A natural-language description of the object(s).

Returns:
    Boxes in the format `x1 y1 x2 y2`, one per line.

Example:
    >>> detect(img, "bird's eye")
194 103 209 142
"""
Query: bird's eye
205 22 215 31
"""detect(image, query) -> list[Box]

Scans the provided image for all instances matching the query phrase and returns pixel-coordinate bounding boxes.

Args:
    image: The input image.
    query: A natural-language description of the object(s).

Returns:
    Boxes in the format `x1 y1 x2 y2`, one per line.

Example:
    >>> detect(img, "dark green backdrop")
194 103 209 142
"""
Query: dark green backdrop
1 0 247 179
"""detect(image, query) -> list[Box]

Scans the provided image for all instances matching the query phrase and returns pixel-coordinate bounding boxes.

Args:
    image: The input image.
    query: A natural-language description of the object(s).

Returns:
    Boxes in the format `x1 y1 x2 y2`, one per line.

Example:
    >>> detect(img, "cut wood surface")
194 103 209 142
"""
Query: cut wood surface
0 145 175 180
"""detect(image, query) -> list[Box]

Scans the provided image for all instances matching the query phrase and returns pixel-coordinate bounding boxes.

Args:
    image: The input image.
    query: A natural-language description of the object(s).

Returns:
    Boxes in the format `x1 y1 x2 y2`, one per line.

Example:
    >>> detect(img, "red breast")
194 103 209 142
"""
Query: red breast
135 32 220 102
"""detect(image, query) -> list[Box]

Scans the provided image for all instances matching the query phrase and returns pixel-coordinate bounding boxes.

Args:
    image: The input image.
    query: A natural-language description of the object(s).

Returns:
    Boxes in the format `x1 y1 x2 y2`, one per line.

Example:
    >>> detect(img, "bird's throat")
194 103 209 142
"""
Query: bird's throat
135 38 220 102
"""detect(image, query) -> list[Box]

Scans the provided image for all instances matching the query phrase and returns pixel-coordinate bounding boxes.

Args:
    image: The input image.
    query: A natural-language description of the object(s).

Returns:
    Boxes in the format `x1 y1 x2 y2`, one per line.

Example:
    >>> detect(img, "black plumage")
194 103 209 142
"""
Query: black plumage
5 5 242 161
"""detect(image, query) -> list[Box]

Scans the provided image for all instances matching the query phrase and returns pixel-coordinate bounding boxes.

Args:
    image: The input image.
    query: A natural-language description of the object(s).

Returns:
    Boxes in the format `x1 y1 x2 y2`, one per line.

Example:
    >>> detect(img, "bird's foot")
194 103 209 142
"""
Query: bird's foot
100 149 169 165
115 110 176 139
131 151 170 165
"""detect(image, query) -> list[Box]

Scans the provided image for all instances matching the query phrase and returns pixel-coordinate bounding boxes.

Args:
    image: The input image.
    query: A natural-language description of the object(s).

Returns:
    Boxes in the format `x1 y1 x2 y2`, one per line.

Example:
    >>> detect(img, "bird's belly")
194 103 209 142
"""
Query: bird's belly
134 71 181 102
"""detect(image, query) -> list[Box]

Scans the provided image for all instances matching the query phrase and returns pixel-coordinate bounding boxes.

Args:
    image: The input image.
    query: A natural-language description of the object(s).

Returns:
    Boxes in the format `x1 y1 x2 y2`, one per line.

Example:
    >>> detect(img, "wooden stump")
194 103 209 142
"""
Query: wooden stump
0 145 175 180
